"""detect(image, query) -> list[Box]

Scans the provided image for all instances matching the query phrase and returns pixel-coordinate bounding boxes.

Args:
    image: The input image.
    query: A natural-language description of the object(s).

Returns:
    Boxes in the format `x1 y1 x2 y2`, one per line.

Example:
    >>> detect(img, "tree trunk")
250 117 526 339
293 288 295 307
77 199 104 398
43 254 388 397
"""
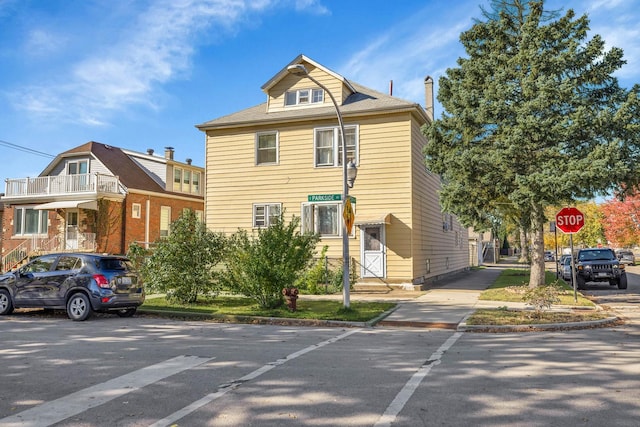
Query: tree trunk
529 204 547 288
518 226 529 263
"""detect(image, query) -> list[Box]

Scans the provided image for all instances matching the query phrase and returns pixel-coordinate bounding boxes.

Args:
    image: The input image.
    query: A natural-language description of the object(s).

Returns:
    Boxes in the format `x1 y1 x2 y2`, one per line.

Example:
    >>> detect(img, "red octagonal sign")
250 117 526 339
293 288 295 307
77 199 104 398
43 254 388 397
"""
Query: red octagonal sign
556 207 585 234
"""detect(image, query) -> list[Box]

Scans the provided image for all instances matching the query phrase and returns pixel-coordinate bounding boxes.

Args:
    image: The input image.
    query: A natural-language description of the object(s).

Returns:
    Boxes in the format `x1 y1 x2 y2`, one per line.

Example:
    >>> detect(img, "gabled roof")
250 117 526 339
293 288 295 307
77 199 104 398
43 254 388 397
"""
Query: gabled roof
197 55 428 130
41 141 164 193
261 54 357 94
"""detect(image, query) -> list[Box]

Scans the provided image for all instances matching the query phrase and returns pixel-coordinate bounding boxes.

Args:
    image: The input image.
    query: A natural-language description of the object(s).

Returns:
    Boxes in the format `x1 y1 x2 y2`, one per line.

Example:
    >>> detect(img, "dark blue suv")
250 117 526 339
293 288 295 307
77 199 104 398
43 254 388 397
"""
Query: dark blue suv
0 253 145 321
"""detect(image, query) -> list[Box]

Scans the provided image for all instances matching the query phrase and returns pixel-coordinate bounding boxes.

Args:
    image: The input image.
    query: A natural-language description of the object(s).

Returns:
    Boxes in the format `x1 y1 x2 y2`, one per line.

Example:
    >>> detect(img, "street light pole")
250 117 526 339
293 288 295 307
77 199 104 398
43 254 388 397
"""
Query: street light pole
288 64 354 308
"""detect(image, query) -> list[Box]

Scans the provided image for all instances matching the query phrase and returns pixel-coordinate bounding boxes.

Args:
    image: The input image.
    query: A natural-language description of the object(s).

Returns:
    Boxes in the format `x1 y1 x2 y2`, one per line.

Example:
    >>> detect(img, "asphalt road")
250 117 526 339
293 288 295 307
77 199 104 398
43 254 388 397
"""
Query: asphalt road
1 268 640 426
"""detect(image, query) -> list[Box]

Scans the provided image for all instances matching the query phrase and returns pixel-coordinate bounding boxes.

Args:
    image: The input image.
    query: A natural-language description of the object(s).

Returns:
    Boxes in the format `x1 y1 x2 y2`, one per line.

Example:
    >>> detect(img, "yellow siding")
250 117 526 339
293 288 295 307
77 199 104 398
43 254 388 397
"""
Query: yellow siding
410 119 469 282
205 68 469 284
206 113 414 276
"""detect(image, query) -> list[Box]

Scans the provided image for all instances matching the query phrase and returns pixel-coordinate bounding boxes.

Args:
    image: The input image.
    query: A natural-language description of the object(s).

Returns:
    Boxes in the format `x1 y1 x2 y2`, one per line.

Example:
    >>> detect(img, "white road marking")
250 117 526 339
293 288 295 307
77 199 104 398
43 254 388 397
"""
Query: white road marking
1 355 213 427
150 328 362 427
374 332 463 427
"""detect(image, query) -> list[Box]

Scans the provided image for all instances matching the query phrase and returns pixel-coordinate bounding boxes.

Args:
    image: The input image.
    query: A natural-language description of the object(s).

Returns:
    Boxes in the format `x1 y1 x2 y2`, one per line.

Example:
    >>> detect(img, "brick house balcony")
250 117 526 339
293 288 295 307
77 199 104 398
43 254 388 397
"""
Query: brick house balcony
3 173 121 201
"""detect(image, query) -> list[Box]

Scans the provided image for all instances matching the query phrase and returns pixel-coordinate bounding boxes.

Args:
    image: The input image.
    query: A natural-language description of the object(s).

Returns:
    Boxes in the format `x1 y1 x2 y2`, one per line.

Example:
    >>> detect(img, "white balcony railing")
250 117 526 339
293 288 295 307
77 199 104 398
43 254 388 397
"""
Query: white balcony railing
4 173 120 199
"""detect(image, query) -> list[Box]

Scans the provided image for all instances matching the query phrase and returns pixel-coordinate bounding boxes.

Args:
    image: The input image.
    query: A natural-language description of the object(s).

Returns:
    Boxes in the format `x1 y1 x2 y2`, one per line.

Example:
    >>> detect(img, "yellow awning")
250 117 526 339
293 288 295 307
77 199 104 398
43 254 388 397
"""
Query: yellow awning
33 200 98 210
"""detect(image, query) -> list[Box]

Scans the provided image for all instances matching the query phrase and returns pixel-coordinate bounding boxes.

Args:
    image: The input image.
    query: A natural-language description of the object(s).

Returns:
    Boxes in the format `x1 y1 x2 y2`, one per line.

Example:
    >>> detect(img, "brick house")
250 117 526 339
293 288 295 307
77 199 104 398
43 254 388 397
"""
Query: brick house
1 141 204 272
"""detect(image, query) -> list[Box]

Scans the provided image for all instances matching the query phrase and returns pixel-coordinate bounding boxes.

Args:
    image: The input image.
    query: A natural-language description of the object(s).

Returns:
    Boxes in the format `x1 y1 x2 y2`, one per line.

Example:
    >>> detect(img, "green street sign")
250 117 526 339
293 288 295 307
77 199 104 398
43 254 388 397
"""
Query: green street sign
308 194 356 203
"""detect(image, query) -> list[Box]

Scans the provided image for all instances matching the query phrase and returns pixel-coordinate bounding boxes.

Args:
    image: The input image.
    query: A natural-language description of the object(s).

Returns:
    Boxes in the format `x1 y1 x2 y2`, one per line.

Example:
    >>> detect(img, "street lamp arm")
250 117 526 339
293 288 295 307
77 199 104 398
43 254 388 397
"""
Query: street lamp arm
287 63 353 308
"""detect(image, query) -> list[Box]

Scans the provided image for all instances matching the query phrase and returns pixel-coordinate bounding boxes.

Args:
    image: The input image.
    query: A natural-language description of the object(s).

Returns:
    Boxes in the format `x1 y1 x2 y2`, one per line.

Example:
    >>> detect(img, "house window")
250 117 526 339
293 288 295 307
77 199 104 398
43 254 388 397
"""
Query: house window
13 207 48 236
302 203 340 236
314 125 357 167
160 206 171 237
132 203 141 219
173 167 201 194
174 169 182 191
256 132 278 165
195 210 204 222
285 88 324 106
67 160 89 191
192 172 200 194
67 160 88 175
253 203 281 227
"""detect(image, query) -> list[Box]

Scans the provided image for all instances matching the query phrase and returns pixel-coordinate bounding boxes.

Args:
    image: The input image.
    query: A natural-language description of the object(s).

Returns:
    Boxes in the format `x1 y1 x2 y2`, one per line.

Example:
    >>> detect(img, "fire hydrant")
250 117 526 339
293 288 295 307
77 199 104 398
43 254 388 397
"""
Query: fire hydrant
282 287 299 312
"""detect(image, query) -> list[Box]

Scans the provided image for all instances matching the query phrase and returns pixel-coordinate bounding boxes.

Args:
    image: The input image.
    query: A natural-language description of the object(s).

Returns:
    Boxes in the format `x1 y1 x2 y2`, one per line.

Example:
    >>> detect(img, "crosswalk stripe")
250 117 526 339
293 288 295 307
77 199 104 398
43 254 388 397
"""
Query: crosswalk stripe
150 328 362 427
1 355 213 427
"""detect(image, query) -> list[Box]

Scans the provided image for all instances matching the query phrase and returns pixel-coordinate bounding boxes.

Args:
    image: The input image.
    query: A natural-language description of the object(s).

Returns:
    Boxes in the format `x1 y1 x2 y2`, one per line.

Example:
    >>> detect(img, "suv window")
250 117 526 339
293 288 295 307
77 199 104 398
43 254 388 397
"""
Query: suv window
22 255 57 273
55 256 82 271
99 258 131 271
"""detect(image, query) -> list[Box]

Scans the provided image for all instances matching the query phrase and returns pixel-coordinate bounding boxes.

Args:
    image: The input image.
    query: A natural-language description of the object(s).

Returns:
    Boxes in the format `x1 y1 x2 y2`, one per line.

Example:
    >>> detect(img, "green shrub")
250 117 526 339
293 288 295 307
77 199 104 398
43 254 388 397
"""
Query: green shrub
128 210 226 304
221 214 320 309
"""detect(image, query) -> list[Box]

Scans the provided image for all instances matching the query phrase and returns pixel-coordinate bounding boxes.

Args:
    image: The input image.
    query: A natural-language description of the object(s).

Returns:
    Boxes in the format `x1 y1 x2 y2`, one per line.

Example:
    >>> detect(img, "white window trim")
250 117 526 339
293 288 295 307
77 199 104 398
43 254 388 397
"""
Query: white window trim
313 125 358 168
255 131 279 165
13 206 49 237
285 88 324 106
160 206 171 237
301 201 355 238
132 203 141 219
253 203 282 228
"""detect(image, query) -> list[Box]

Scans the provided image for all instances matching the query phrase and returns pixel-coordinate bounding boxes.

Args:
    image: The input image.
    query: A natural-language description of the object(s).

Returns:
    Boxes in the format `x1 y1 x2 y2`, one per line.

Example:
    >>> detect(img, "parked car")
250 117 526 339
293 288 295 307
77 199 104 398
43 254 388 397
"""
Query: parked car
561 256 573 281
557 253 571 269
575 248 627 290
616 250 636 266
0 253 144 321
544 251 555 262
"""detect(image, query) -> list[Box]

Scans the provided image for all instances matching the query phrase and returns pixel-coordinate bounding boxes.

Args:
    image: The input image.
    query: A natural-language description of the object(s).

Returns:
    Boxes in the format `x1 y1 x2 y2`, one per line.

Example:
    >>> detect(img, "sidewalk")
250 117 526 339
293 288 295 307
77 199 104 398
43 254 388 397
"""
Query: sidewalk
376 265 506 329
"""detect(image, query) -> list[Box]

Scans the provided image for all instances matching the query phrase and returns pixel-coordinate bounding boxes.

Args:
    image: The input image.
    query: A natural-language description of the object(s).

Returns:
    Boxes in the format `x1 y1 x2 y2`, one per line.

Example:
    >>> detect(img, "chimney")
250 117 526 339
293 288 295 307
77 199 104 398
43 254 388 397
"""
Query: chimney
389 80 393 96
424 76 434 121
186 158 192 165
164 146 174 160
147 148 154 155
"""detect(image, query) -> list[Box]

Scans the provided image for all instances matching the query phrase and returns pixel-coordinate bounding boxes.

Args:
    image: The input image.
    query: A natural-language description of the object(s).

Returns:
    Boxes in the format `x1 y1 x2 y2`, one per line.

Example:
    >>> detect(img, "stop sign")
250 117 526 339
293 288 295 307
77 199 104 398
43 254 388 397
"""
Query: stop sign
555 207 585 233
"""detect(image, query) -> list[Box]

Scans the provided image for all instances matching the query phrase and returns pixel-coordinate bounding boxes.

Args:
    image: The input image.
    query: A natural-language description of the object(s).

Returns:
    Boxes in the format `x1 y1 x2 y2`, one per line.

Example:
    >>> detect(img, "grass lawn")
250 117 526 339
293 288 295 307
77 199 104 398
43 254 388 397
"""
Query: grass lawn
141 295 396 323
466 268 612 326
478 268 594 306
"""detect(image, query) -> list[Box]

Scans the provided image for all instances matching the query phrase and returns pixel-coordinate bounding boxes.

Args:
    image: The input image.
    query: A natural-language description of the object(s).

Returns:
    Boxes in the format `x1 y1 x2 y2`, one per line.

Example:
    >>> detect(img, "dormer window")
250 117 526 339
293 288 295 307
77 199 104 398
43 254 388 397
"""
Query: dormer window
285 88 324 106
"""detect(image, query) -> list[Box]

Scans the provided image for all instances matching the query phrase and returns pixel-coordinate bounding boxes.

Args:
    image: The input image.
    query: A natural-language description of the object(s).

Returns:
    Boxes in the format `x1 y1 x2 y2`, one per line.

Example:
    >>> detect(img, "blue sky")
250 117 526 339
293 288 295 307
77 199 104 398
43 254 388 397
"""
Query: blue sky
1 0 639 184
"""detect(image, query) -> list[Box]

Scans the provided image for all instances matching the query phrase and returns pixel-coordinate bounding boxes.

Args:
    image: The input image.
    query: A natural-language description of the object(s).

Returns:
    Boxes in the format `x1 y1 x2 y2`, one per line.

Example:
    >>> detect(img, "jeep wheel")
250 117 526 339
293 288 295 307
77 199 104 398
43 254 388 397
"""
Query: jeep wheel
0 289 14 315
618 275 628 290
576 276 586 290
67 293 93 321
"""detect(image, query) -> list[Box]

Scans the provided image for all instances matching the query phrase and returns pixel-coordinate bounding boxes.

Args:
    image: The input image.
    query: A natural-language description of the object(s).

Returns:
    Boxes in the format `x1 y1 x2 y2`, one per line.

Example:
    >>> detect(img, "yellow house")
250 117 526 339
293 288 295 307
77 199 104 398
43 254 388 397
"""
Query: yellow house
197 55 468 289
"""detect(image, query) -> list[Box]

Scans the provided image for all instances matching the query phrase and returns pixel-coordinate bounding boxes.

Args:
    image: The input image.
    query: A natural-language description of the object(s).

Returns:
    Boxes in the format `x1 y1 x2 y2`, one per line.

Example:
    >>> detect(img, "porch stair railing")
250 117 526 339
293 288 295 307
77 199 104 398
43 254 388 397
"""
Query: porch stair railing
1 233 97 273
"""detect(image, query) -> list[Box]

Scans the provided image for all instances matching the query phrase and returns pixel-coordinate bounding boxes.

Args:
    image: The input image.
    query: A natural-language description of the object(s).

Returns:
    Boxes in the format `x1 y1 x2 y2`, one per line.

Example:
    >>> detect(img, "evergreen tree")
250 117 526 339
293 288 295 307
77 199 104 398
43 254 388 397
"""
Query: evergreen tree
424 0 640 286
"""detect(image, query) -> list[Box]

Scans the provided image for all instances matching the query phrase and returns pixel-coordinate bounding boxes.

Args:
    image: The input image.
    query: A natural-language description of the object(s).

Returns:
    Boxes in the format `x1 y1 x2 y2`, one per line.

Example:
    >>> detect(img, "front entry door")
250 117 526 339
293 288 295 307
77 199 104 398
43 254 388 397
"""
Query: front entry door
66 211 79 250
361 225 385 278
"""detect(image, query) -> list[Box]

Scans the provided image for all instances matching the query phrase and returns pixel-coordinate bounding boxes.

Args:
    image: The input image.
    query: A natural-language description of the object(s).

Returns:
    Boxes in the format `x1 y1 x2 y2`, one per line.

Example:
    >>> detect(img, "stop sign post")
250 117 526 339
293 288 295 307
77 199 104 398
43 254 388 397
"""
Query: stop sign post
556 207 584 303
555 207 584 234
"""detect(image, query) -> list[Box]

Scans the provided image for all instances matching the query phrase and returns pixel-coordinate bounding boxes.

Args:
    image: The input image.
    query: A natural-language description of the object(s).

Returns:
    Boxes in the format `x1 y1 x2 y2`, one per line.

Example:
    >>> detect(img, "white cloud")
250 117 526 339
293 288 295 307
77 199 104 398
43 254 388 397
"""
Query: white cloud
24 29 67 57
10 0 279 126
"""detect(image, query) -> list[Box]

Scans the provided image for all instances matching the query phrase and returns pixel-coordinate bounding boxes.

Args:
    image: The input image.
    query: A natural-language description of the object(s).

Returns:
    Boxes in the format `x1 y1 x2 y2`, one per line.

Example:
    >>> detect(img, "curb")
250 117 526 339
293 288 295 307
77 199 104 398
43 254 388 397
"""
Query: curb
457 315 622 333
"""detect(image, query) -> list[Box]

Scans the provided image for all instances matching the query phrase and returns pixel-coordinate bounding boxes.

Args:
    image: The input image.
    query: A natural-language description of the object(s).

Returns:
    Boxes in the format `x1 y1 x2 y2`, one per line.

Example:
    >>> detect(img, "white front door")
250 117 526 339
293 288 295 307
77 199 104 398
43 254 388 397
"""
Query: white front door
66 211 79 250
361 225 385 278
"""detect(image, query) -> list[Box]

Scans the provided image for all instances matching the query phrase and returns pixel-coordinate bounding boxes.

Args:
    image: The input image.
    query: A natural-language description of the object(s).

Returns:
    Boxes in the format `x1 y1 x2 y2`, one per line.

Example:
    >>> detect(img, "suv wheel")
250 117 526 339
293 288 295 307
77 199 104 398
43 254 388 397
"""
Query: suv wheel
67 293 93 321
116 308 137 318
0 289 14 315
618 275 628 290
